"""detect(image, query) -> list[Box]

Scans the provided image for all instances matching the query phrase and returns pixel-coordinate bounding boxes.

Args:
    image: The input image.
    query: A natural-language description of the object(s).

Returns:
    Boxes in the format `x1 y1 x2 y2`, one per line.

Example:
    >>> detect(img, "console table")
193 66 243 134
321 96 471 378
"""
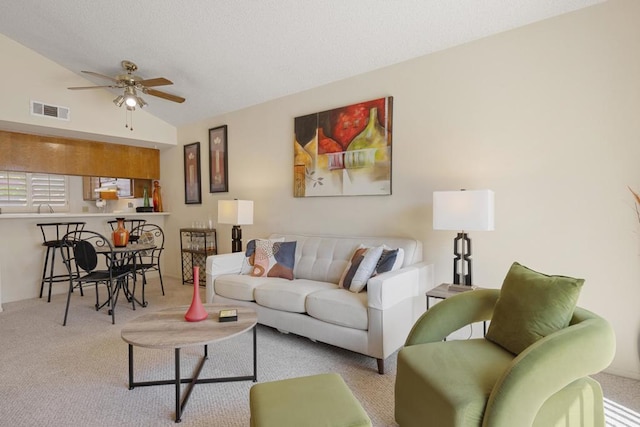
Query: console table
180 228 217 286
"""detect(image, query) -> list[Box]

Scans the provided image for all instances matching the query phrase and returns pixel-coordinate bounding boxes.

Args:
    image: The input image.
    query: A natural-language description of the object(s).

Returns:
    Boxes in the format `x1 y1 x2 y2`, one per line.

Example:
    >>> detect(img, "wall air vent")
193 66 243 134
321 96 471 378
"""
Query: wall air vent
30 100 70 121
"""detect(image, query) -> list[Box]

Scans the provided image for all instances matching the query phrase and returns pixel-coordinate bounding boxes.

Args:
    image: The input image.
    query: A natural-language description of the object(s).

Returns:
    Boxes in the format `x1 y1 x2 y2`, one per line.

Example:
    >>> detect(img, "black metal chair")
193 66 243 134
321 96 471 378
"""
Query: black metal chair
37 222 86 302
107 218 147 242
60 230 136 326
131 223 165 305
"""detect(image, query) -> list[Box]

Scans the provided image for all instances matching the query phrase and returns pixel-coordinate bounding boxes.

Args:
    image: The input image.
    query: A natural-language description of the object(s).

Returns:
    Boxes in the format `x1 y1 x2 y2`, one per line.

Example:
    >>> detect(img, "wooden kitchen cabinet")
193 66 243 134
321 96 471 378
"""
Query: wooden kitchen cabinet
0 130 160 179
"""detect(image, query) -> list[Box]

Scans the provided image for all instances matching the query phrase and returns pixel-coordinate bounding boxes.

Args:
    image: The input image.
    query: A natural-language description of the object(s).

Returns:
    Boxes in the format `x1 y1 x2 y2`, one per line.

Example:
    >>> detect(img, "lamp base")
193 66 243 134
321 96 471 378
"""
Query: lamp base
453 232 472 285
231 225 243 253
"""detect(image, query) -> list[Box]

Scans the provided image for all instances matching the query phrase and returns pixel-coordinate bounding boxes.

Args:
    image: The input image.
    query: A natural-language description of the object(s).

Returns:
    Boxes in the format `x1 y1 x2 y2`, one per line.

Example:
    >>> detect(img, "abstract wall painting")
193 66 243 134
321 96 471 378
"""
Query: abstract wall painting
293 97 393 197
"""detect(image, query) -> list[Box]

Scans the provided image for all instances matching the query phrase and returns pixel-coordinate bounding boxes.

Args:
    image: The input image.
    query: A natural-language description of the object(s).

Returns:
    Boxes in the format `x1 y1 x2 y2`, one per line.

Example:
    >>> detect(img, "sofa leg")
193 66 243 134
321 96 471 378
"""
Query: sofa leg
377 358 385 374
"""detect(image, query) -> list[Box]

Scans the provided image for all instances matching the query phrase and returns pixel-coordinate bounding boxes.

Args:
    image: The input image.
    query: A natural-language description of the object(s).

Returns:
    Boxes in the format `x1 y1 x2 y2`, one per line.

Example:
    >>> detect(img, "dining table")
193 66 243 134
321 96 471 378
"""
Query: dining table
94 242 156 315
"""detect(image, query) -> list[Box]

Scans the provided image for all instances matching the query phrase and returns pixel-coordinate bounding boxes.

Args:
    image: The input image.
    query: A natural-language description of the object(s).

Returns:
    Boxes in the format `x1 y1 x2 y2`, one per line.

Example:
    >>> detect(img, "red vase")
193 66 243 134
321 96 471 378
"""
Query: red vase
112 218 130 247
185 266 208 322
152 180 163 212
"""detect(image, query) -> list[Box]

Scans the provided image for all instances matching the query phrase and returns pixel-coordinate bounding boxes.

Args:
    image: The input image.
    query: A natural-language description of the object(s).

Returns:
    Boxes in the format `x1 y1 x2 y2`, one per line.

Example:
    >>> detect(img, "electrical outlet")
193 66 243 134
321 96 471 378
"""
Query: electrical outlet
128 202 134 208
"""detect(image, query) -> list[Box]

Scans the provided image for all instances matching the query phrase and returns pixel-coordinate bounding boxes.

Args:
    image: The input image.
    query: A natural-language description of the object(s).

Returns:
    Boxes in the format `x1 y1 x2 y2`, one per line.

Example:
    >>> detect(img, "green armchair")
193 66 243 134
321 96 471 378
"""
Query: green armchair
394 288 615 427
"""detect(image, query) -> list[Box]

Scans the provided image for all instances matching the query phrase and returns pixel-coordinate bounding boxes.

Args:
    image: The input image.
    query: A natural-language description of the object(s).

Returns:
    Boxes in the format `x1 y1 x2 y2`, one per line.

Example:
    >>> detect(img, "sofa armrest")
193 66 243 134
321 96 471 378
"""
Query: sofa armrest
205 252 245 303
367 263 429 310
405 289 499 346
483 309 616 427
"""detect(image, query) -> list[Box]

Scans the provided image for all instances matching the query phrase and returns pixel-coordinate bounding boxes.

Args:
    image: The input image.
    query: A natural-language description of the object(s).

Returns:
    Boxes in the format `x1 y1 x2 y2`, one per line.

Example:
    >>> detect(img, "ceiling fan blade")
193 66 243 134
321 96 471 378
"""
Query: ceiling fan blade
145 88 186 103
138 77 173 87
81 70 119 82
67 85 118 90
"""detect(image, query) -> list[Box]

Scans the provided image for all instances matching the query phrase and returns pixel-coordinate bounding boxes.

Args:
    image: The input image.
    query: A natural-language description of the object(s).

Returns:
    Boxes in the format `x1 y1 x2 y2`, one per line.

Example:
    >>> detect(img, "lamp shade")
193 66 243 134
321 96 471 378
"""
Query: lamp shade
433 190 494 231
218 200 253 225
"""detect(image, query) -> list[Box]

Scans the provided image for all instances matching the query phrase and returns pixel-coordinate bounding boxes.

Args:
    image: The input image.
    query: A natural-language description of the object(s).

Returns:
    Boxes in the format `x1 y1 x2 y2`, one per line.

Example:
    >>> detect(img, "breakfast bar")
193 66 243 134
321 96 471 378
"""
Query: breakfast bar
0 212 169 310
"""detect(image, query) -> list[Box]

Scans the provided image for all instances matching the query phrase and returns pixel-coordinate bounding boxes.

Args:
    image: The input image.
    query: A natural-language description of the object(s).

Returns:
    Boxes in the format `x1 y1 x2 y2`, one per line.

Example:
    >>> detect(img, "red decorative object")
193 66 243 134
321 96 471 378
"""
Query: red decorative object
152 180 163 212
112 217 130 247
185 266 208 322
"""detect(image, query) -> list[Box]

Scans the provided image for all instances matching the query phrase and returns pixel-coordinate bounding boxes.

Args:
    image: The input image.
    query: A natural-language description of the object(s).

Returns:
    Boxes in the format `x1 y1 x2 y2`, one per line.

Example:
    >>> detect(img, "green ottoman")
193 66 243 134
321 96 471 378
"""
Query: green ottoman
249 373 372 427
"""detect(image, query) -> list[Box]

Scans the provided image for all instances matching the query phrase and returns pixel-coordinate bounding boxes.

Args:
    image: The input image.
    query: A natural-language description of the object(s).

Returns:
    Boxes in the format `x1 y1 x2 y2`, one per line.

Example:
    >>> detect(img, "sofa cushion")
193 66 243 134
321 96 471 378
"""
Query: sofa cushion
241 238 284 274
215 274 272 301
486 262 584 355
306 289 369 331
255 279 338 313
373 247 404 276
339 245 383 293
250 240 297 280
268 234 423 283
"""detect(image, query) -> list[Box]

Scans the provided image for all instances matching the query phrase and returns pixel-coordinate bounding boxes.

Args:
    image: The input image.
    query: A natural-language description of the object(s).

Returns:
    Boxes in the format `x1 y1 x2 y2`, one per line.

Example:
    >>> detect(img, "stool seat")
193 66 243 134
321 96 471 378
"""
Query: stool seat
249 373 371 427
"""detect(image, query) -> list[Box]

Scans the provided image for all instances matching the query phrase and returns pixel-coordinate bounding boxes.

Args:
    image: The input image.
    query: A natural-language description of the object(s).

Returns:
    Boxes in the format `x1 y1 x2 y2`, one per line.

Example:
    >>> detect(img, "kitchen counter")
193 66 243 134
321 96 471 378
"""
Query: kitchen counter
0 212 169 307
0 212 170 220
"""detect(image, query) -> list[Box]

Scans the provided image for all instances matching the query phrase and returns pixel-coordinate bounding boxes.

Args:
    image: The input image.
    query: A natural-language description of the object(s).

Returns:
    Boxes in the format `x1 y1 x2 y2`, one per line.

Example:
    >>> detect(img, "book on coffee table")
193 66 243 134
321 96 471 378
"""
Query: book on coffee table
219 309 238 322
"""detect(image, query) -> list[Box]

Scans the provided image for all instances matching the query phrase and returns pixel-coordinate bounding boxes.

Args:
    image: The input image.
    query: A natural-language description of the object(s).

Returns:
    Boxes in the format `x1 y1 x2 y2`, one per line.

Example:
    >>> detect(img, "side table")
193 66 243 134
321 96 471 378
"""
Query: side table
426 283 488 336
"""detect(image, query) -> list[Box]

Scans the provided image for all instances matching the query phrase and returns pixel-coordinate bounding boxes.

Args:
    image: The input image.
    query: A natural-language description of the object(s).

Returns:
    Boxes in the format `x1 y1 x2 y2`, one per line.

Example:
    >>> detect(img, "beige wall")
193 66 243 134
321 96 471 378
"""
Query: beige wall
159 0 640 378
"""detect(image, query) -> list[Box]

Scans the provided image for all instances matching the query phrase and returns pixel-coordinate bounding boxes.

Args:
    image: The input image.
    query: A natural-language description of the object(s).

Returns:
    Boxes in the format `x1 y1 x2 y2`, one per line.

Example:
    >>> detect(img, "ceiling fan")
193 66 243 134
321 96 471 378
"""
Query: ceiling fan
68 60 186 109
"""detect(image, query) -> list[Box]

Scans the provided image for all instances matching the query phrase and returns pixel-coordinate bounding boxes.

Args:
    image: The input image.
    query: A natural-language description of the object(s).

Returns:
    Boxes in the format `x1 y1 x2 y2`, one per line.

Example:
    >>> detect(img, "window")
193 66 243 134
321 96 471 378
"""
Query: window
0 171 69 212
98 177 132 197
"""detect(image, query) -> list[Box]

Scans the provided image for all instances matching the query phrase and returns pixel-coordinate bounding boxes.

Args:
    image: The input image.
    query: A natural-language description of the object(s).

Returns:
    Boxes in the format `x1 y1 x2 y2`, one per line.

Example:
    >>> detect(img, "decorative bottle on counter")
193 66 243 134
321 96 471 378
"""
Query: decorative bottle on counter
112 218 130 247
143 186 150 208
152 180 163 212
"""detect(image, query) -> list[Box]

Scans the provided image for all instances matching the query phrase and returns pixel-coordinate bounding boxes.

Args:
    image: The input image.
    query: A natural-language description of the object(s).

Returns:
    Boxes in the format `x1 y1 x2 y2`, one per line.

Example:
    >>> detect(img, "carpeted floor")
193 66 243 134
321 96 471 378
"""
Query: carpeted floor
0 276 638 426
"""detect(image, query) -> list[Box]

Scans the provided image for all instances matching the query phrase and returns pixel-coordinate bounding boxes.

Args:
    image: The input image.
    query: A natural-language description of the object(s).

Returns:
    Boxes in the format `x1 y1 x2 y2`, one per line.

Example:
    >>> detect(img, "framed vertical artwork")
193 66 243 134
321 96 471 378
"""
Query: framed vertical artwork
293 96 393 197
209 125 229 193
183 142 202 204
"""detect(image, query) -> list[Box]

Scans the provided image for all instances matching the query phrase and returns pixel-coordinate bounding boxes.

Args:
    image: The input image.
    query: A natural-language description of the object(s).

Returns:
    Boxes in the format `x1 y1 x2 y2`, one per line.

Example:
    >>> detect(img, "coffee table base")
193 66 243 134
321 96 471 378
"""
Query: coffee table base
127 325 257 423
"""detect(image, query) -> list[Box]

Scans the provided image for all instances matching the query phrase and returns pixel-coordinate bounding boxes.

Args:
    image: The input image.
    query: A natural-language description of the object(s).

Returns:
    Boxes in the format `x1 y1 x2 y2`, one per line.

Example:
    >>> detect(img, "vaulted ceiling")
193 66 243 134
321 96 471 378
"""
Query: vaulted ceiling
0 0 604 127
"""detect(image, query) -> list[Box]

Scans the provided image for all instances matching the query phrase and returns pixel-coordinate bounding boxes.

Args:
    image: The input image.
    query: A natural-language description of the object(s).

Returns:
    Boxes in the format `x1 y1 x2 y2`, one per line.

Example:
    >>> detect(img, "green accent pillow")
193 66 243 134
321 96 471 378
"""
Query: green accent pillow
486 262 584 355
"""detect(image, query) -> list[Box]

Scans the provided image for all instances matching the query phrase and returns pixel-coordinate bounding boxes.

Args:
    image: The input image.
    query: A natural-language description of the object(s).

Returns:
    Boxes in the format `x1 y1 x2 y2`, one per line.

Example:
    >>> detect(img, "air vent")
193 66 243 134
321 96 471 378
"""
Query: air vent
30 101 70 121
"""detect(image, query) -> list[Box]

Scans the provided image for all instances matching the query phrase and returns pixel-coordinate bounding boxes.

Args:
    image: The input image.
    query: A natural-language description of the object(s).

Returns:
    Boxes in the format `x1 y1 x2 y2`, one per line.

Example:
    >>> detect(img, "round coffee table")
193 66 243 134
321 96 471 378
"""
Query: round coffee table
121 304 257 423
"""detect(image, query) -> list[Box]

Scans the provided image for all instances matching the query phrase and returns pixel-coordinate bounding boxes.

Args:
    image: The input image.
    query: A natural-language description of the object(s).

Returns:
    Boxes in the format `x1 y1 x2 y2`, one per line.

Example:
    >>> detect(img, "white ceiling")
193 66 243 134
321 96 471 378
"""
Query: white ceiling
0 0 604 128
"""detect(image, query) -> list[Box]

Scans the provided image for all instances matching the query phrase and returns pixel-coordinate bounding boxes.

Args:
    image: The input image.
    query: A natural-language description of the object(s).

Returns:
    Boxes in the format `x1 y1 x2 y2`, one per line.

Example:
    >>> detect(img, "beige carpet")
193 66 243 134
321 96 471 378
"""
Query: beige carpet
0 276 637 426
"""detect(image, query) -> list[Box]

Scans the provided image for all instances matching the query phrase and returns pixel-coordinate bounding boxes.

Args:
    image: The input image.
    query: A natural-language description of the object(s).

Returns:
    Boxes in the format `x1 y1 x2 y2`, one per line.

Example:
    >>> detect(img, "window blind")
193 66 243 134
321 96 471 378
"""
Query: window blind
0 171 27 206
31 173 67 206
0 171 68 209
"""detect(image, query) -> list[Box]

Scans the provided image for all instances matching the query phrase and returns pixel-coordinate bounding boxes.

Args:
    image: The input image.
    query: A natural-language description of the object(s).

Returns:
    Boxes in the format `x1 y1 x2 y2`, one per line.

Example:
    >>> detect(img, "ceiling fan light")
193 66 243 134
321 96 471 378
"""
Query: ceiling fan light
136 96 147 108
124 86 138 107
113 95 125 107
125 96 137 107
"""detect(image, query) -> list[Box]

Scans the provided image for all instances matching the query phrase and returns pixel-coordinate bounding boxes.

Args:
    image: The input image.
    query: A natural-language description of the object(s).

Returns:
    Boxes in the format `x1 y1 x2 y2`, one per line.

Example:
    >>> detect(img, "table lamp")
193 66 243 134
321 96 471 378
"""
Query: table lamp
217 199 253 253
433 189 494 291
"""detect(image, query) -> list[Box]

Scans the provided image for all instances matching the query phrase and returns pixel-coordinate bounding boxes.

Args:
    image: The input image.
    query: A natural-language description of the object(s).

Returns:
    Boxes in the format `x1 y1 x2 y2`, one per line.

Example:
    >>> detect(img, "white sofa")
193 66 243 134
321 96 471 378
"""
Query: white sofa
205 233 433 373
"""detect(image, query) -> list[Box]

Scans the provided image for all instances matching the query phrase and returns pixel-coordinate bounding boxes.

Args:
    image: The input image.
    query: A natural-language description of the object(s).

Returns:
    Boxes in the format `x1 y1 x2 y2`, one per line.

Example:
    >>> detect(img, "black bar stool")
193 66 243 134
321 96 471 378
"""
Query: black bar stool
107 219 147 242
37 222 86 302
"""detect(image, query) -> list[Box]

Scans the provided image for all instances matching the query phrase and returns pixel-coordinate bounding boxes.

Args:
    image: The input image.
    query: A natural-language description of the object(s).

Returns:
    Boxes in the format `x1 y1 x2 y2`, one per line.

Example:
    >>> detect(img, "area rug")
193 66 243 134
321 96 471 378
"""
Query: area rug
0 277 396 426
